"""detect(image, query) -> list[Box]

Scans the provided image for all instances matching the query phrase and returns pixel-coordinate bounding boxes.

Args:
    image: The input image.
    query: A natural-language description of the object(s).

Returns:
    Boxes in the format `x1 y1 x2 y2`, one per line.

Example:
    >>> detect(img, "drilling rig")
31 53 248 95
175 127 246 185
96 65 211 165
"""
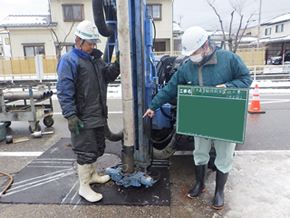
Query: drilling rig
92 0 185 187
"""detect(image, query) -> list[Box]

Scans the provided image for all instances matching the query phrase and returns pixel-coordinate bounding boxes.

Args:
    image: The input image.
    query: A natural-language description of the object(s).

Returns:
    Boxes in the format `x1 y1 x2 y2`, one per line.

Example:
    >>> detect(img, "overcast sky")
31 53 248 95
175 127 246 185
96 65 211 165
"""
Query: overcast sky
0 0 289 32
0 0 49 21
174 0 290 31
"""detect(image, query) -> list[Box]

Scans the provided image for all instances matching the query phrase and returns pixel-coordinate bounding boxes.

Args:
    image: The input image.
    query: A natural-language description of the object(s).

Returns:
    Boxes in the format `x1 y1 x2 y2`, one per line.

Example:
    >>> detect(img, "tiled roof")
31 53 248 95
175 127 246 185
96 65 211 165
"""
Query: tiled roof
0 15 57 27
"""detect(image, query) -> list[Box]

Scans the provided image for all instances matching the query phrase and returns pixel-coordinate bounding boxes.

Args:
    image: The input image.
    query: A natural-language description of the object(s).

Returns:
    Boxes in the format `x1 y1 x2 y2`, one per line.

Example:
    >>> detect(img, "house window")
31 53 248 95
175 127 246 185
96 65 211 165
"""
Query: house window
5 38 10 45
275 24 284 33
147 4 162 20
23 44 45 56
154 41 166 51
265 28 271 36
62 4 84 22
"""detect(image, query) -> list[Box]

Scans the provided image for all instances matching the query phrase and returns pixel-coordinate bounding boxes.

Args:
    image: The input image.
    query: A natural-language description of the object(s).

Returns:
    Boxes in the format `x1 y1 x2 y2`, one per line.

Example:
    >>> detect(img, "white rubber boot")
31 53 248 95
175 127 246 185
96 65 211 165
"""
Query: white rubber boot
89 161 110 184
78 164 103 202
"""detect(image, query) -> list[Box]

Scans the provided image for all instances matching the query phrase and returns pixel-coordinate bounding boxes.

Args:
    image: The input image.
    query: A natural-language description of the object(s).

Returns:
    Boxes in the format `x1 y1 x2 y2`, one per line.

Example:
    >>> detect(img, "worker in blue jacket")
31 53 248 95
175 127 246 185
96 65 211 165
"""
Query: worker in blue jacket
143 26 252 210
56 20 120 202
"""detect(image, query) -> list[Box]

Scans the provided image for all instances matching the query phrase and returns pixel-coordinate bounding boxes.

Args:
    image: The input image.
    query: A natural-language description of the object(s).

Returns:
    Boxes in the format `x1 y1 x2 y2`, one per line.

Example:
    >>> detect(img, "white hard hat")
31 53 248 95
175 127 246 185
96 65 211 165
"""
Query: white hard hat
182 26 208 56
75 20 101 43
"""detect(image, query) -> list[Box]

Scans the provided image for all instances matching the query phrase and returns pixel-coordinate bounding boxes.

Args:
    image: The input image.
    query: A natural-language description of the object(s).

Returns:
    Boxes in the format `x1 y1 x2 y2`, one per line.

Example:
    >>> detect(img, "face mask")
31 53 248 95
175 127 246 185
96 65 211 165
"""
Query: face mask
190 53 203 63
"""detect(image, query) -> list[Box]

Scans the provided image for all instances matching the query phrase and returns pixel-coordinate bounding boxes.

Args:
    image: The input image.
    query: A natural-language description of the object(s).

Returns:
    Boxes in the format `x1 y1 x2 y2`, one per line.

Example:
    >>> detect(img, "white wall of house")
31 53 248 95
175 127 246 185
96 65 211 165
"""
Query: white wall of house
260 22 290 39
50 0 107 54
244 26 259 37
146 0 173 52
258 15 290 63
146 0 172 38
9 28 55 57
50 0 173 54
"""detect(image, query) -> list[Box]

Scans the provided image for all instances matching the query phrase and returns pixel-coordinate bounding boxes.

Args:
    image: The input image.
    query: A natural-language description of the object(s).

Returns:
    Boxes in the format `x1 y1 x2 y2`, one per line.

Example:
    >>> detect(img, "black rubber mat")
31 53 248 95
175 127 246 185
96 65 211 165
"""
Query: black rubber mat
0 138 171 205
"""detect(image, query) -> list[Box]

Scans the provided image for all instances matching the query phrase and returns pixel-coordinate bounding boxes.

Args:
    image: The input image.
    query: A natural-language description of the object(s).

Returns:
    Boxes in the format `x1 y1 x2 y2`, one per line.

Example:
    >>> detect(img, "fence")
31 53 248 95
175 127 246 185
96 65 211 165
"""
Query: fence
235 47 265 66
1 48 285 82
155 48 266 67
248 64 290 82
0 55 58 80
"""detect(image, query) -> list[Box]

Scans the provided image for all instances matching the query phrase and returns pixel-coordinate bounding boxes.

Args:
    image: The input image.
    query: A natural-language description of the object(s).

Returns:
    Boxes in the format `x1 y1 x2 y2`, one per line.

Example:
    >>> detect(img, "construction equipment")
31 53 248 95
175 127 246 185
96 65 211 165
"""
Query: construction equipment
5 136 29 144
31 131 54 138
91 0 184 188
0 81 55 133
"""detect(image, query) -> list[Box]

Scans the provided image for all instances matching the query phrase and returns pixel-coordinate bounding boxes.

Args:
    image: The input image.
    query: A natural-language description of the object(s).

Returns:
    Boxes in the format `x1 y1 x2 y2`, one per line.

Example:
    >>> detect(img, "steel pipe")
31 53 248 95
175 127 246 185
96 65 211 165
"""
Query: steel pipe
3 91 53 101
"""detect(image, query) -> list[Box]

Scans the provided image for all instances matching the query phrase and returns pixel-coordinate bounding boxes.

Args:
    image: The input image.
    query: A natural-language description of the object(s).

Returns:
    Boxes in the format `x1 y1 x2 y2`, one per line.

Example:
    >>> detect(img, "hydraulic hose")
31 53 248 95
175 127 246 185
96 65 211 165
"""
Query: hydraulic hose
92 0 117 63
104 122 123 142
144 117 179 159
153 132 179 159
0 171 13 197
92 0 116 37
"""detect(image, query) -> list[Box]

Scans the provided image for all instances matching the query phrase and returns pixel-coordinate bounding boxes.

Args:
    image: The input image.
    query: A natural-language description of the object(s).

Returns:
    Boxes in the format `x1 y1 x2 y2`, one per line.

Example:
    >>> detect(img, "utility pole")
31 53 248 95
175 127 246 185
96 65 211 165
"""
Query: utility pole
257 0 262 48
179 14 184 27
172 0 175 54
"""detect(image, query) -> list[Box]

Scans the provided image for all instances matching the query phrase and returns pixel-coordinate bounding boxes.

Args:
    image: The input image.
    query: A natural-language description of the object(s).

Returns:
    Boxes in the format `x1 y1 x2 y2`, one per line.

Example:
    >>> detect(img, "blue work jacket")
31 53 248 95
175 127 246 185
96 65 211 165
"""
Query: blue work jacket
56 46 120 128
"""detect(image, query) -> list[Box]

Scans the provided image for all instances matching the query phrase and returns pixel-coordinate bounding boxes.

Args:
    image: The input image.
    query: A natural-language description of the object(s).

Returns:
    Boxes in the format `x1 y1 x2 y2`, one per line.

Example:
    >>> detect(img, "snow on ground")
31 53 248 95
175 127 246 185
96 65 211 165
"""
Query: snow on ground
224 151 290 217
250 81 290 94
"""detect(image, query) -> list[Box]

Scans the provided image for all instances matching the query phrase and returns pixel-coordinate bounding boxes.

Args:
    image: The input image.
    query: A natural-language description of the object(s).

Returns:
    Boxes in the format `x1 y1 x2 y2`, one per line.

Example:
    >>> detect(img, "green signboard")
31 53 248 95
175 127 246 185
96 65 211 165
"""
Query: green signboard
176 85 249 144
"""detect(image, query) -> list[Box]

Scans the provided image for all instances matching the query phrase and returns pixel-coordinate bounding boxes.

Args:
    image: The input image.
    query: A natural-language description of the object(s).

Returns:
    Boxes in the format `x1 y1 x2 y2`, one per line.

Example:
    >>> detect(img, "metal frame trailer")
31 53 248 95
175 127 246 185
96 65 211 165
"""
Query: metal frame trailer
0 80 55 133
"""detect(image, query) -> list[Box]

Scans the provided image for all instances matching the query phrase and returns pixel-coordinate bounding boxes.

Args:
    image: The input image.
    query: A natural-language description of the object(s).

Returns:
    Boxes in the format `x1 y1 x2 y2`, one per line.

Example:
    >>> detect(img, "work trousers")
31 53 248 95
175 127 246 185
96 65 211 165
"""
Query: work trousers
71 126 105 165
193 137 236 173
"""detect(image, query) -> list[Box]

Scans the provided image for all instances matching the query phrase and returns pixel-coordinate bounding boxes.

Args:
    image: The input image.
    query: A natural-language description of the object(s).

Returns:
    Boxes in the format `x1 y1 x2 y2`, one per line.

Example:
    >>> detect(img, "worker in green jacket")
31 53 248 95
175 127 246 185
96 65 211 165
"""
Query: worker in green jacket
143 26 252 210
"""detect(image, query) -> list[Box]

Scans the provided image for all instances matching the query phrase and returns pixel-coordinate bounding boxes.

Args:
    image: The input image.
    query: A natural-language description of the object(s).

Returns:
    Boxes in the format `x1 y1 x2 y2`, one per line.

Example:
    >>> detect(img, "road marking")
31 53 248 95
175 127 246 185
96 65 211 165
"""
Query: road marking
108 111 123 114
3 168 75 197
60 180 79 205
260 99 290 104
248 98 290 105
53 111 123 115
173 150 290 156
0 152 43 156
235 150 290 154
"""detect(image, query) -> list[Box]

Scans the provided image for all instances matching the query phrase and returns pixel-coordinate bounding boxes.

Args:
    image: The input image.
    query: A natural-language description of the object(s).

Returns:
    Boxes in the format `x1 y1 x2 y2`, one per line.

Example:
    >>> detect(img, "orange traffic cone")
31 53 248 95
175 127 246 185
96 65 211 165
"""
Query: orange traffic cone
248 84 265 114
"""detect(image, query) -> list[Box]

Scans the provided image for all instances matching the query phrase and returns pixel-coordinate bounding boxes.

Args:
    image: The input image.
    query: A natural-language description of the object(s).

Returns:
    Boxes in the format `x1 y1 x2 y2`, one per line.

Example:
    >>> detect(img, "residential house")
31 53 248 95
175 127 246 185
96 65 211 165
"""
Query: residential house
146 0 173 54
0 15 56 58
0 0 174 59
172 21 183 53
248 13 290 63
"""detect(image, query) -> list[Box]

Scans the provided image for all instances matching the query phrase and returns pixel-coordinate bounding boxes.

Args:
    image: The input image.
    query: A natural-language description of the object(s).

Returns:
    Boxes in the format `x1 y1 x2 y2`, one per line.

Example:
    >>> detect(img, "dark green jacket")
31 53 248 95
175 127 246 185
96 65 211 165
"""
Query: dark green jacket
149 48 252 111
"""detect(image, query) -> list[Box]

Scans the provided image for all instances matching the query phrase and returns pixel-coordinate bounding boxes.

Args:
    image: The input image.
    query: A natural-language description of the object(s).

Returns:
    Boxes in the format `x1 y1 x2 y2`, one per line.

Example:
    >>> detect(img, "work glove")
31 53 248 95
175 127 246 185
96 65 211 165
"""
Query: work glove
68 115 84 135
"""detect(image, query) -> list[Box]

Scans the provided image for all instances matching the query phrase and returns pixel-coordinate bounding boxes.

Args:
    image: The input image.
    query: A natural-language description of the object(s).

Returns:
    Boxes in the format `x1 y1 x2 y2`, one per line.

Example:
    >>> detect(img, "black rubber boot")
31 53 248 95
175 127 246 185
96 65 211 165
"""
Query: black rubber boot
212 170 229 210
187 164 207 198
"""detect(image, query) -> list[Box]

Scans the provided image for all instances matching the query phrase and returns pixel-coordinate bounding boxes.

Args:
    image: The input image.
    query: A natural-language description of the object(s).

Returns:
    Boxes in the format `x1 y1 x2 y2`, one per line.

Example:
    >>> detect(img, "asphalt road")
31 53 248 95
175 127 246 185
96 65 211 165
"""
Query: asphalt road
238 92 290 150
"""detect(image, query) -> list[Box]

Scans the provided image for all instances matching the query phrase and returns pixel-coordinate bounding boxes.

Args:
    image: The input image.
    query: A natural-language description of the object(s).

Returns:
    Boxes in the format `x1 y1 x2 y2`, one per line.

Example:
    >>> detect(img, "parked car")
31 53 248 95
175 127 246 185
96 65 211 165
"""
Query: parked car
270 49 290 65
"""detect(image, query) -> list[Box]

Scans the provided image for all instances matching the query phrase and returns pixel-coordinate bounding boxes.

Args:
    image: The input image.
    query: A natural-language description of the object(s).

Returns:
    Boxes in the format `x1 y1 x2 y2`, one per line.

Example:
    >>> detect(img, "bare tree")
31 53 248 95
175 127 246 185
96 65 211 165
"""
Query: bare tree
48 22 76 61
207 0 255 53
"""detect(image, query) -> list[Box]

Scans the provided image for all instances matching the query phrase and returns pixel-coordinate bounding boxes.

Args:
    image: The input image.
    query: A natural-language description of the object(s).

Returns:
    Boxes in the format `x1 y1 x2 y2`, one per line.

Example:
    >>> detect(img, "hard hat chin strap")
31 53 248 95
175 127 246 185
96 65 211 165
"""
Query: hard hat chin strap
200 41 209 57
80 39 85 48
75 37 85 49
200 44 214 65
201 47 207 57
